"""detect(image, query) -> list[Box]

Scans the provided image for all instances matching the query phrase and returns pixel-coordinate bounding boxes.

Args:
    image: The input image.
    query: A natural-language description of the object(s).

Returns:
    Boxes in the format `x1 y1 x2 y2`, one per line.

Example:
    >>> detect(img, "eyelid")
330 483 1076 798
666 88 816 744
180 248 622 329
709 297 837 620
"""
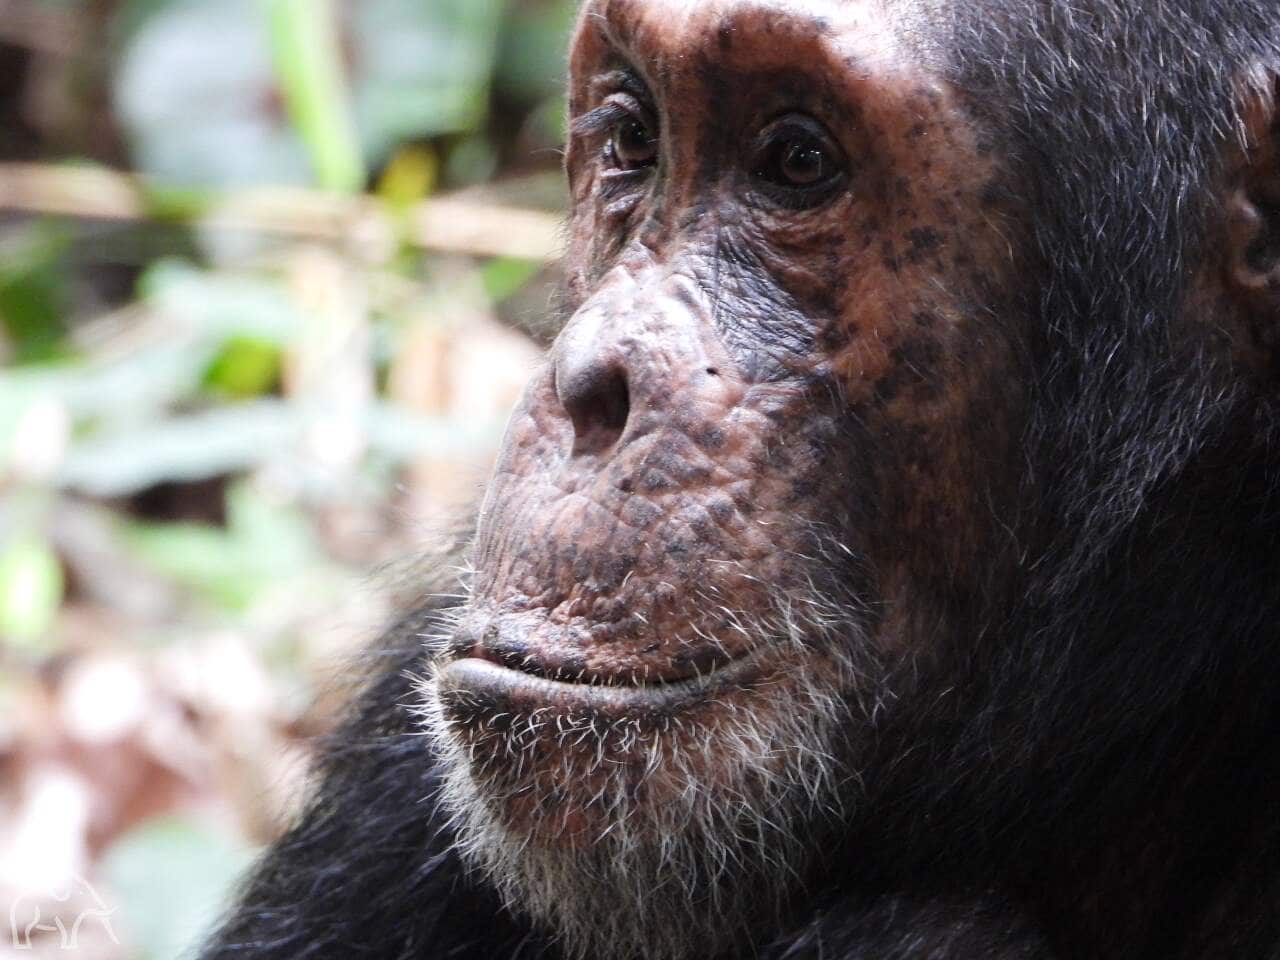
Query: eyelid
572 67 655 139
757 114 841 154
588 68 649 102
574 91 657 140
572 97 643 138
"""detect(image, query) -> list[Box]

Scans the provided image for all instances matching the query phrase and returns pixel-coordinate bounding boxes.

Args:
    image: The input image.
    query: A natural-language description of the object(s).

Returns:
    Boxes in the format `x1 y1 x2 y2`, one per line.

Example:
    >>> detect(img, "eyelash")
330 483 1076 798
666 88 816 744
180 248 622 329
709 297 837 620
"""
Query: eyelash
572 100 640 138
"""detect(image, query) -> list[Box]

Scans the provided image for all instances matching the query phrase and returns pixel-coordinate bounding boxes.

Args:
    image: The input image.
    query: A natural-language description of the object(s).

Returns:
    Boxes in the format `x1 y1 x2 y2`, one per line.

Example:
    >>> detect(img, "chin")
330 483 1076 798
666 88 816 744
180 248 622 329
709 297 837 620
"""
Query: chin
421 587 873 960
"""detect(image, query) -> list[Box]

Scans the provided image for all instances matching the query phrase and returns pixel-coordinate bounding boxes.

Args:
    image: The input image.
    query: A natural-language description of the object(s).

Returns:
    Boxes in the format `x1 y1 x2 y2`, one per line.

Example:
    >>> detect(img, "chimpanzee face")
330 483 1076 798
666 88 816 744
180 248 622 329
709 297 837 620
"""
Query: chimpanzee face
429 1 1025 956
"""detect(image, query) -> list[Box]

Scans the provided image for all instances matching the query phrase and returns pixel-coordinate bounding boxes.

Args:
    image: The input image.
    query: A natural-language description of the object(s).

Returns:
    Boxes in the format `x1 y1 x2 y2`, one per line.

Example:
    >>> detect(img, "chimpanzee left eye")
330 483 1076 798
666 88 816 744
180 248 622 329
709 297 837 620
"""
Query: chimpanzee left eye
608 116 659 169
752 115 846 200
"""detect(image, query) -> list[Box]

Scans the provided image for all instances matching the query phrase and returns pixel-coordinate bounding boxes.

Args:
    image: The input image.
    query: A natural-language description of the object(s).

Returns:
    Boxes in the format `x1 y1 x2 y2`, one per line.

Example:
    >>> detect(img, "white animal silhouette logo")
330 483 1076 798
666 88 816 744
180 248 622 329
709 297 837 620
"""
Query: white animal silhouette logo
8 875 118 951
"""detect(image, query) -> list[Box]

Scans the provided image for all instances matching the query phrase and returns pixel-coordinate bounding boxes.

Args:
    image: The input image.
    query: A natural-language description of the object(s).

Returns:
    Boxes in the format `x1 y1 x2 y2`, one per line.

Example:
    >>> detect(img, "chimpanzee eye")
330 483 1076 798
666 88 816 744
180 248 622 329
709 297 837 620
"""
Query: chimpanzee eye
752 115 846 201
775 140 829 186
607 116 659 169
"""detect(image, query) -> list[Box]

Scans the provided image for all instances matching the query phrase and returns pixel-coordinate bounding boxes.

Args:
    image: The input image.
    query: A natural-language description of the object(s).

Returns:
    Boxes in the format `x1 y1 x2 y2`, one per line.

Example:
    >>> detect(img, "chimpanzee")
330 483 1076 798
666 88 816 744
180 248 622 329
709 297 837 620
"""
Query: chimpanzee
200 0 1280 957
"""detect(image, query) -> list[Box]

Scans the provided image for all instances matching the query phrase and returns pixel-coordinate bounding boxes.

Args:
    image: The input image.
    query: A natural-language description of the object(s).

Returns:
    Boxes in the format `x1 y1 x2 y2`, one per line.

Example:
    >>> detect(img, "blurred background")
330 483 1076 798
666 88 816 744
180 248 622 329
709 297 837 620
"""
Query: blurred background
0 1 574 955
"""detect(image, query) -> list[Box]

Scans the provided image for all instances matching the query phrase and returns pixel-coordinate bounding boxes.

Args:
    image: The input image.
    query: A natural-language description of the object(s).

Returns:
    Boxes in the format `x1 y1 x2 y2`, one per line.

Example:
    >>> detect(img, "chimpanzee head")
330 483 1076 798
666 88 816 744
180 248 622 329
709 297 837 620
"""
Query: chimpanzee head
425 2 1280 957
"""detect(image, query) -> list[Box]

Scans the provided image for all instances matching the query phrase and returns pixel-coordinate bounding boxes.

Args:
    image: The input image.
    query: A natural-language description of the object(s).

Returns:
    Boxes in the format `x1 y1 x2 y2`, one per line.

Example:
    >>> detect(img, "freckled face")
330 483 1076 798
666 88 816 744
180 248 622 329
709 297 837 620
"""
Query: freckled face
433 0 1026 842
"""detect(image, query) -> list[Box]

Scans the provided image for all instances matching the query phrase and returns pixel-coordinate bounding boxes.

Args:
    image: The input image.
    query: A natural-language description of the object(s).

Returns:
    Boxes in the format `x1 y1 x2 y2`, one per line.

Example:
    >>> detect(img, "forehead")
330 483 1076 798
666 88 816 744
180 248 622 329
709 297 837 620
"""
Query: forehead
571 0 929 80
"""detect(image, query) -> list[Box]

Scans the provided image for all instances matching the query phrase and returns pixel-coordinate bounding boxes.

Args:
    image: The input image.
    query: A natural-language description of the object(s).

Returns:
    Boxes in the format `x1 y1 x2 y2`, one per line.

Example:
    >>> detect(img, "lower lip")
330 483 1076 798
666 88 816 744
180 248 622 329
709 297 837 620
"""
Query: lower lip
436 653 764 718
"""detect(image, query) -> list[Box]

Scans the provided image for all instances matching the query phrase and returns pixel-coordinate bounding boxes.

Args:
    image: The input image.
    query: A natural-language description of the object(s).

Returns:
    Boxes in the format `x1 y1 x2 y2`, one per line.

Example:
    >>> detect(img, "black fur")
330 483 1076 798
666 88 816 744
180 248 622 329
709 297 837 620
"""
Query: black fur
201 2 1280 957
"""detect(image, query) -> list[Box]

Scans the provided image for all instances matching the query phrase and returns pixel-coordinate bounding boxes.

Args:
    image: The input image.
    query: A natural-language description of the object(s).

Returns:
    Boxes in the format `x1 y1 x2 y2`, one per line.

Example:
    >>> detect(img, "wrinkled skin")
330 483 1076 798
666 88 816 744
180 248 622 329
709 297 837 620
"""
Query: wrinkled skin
437 0 1023 842
203 1 1280 958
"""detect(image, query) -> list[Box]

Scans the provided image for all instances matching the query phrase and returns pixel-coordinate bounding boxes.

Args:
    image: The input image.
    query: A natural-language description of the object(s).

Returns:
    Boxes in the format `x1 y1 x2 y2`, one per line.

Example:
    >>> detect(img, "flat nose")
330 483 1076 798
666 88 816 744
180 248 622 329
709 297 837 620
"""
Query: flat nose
551 278 738 459
552 299 637 455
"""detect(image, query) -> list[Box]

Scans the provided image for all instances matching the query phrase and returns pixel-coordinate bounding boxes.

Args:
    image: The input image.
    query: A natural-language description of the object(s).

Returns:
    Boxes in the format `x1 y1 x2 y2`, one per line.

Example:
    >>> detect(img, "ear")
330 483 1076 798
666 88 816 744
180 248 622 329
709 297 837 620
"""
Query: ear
1227 73 1280 294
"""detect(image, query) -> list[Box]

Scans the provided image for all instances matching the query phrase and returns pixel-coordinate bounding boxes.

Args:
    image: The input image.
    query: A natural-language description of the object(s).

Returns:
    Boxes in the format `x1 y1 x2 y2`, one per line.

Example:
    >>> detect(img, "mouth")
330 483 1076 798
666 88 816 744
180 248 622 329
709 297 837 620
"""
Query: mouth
435 647 766 721
435 604 765 716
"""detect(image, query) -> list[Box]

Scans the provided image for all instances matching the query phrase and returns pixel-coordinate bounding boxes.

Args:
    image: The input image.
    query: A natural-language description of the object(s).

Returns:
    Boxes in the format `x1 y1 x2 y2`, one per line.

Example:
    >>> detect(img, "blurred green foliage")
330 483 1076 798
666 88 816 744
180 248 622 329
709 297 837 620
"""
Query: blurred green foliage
0 2 574 957
102 817 255 960
111 0 565 189
121 479 322 612
0 224 72 364
0 531 64 648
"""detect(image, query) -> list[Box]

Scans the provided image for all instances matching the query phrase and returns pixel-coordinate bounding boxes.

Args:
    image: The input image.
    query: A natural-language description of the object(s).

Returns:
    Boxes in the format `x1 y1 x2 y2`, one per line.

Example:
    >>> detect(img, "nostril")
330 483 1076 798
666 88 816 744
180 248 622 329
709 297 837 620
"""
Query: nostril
563 367 630 455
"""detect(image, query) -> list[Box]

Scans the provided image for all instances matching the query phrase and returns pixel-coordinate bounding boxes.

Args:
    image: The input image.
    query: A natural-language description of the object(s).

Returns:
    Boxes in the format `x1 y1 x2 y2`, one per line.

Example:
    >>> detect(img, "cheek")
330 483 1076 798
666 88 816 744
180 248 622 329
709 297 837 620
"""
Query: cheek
816 168 1023 589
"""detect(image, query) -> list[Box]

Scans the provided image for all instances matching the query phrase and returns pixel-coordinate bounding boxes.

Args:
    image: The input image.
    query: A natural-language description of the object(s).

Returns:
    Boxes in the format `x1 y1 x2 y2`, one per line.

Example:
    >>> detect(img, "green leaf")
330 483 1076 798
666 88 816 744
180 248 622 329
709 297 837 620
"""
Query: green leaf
0 535 64 651
265 0 367 192
203 335 282 398
376 143 439 211
0 224 72 365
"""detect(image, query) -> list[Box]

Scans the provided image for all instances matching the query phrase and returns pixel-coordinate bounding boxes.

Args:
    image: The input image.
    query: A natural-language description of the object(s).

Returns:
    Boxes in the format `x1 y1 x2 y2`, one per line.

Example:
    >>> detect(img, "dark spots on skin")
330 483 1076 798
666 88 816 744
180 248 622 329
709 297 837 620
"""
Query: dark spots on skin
872 339 944 406
881 239 900 273
604 554 639 588
908 122 928 140
693 424 727 450
718 19 733 51
707 496 735 522
686 512 718 544
620 495 663 530
641 470 672 493
895 338 943 375
870 370 907 406
819 322 853 353
906 227 943 264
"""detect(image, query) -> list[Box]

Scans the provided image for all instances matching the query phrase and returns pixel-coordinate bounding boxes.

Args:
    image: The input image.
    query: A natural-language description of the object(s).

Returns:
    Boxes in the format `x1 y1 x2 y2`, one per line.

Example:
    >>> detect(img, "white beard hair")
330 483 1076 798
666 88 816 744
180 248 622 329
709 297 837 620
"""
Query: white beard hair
418 589 879 960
